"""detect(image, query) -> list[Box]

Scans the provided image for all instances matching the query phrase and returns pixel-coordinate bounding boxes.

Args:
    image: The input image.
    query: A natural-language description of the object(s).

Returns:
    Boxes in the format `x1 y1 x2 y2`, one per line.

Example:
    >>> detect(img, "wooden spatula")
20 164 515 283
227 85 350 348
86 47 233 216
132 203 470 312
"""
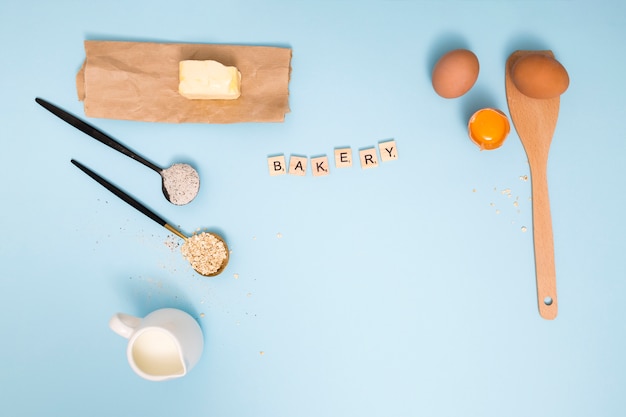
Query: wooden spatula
505 50 560 320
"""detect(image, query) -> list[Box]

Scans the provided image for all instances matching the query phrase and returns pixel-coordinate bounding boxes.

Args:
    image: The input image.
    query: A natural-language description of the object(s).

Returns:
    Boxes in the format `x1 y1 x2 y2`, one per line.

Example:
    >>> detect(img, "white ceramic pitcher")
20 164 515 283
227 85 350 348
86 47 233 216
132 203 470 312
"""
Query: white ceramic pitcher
109 308 204 381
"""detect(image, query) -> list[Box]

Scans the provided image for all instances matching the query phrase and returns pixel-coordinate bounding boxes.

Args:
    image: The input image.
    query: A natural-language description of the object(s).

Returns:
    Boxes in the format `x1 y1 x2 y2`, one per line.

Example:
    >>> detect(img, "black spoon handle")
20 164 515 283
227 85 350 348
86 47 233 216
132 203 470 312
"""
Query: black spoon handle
71 159 169 230
36 98 162 174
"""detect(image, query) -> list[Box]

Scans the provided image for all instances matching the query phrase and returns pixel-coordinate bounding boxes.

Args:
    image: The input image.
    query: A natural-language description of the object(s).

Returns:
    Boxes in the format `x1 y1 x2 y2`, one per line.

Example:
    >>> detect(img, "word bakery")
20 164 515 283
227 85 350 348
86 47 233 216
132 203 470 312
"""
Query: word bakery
267 140 398 177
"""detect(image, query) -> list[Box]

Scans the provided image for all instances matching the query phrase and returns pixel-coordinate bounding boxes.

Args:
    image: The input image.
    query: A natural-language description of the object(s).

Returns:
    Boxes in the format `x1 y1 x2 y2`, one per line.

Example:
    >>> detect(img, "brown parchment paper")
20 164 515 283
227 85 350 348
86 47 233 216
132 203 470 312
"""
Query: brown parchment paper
76 40 292 123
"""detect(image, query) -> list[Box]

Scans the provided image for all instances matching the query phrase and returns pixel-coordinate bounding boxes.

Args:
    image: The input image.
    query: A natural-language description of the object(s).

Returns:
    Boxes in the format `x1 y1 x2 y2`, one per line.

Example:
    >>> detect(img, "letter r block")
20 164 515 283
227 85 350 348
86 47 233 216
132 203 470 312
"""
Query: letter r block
359 147 379 169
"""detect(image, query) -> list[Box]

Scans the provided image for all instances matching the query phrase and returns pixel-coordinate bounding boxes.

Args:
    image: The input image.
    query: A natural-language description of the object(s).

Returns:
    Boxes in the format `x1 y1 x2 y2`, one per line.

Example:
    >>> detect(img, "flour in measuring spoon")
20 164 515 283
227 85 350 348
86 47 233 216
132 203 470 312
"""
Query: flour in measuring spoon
161 163 200 205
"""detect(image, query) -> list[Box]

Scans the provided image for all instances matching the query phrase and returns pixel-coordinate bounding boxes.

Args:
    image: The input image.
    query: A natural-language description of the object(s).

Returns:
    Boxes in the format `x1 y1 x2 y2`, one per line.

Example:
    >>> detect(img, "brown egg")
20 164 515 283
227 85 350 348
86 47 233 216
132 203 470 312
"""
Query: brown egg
432 49 479 99
511 53 569 99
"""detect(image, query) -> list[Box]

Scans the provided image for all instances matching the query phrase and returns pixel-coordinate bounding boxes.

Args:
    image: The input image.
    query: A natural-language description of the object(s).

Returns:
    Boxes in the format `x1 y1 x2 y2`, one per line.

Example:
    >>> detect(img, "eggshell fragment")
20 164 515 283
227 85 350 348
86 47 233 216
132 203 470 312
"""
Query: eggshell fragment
432 49 479 99
511 53 569 99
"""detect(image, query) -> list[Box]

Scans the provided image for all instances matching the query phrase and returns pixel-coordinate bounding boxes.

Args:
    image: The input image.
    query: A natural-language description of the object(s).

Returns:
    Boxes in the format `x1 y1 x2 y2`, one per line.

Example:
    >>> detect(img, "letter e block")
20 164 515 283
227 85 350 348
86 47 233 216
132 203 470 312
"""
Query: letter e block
267 155 286 176
359 147 379 169
311 156 330 177
334 147 352 168
379 140 398 162
289 155 308 176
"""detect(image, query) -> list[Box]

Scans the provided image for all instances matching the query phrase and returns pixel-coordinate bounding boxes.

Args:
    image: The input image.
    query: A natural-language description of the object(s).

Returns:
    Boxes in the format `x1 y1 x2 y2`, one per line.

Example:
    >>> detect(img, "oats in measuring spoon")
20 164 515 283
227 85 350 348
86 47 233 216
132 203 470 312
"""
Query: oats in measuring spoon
181 232 228 276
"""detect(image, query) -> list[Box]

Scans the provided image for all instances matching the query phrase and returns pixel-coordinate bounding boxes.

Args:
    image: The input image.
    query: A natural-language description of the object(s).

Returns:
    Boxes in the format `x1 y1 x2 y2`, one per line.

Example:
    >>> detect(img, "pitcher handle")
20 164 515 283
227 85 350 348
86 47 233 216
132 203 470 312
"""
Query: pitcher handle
109 313 141 339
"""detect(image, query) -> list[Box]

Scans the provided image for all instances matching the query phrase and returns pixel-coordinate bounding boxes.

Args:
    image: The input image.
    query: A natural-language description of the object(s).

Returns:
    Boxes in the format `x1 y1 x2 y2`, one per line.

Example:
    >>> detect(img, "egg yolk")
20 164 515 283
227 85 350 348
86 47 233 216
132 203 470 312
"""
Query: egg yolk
468 108 510 150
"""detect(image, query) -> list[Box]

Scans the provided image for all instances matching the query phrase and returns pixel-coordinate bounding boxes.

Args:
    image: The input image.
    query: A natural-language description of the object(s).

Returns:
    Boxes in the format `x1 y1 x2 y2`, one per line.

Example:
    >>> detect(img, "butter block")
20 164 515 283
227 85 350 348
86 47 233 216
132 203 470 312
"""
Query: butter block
179 60 241 100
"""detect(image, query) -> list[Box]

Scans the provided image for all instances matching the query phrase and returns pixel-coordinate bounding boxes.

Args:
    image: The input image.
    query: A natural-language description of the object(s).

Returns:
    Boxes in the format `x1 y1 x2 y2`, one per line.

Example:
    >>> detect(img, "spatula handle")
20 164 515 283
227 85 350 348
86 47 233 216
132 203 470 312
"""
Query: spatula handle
529 163 558 320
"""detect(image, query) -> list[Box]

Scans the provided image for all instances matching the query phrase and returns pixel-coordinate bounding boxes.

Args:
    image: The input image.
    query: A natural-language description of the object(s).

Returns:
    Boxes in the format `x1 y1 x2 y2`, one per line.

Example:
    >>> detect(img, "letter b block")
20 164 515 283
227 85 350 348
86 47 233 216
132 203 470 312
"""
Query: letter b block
267 155 286 176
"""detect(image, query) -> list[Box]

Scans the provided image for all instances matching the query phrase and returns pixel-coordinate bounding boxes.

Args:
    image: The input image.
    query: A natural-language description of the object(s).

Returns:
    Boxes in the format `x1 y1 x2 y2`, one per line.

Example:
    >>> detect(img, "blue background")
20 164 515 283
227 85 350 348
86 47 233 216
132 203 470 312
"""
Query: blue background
1 1 625 416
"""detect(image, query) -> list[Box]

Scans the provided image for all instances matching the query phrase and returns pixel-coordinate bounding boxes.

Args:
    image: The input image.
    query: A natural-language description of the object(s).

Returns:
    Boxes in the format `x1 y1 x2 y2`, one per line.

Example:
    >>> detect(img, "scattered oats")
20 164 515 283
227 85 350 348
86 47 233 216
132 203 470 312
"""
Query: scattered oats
472 188 477 193
513 201 519 207
520 175 528 181
180 232 228 276
164 235 180 251
246 292 252 297
233 273 240 279
495 210 501 214
276 232 282 238
260 351 265 356
490 202 495 207
521 226 528 232
200 313 205 318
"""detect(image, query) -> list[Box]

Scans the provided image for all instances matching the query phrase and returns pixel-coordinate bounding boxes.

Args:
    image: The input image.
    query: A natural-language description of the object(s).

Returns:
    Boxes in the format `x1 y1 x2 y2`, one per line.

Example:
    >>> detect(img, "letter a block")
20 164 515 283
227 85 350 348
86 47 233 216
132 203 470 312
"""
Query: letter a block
289 155 308 176
267 155 286 176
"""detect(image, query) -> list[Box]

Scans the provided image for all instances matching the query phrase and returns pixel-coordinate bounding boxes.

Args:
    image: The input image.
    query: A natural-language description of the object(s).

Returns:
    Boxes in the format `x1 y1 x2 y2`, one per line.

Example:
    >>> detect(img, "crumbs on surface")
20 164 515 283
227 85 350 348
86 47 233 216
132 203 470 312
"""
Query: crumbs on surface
164 235 181 251
180 232 228 276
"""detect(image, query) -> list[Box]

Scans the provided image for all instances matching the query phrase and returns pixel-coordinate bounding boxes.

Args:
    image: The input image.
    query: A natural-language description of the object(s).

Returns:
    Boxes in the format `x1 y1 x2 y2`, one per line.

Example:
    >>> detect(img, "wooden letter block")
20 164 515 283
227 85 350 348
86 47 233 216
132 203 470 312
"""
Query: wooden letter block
334 147 352 168
359 147 379 169
289 155 308 176
311 156 330 177
378 140 398 162
267 155 286 176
